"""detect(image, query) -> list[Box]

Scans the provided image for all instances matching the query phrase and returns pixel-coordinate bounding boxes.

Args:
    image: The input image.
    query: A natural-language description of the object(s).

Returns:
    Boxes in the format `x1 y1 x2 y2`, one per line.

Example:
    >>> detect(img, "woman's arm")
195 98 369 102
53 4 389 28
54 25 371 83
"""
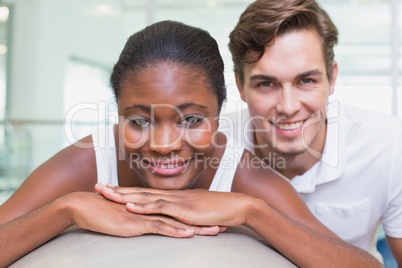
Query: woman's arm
0 135 98 266
1 192 214 267
0 135 219 266
0 135 98 225
0 196 72 267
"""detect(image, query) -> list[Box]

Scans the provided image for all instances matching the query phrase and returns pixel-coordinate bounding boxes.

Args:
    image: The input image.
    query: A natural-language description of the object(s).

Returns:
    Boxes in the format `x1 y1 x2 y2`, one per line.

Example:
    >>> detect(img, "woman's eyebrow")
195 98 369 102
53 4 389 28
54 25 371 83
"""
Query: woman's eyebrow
177 103 207 110
123 103 207 113
124 104 151 113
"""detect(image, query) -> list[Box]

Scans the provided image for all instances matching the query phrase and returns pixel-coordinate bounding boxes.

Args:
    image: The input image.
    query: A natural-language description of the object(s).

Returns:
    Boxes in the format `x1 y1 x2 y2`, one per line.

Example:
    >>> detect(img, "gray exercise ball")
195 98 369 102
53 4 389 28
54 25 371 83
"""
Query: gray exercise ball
10 225 296 268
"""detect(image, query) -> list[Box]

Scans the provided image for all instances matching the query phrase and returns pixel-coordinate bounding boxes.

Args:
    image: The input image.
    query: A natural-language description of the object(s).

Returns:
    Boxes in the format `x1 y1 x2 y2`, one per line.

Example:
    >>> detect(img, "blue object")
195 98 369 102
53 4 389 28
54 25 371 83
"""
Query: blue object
377 237 397 268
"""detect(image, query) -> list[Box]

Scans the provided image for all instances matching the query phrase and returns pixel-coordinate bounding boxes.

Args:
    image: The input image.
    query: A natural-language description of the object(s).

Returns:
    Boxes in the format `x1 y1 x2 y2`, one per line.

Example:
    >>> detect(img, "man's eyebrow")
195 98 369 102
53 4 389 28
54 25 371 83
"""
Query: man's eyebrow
124 103 207 113
249 74 278 81
295 69 323 80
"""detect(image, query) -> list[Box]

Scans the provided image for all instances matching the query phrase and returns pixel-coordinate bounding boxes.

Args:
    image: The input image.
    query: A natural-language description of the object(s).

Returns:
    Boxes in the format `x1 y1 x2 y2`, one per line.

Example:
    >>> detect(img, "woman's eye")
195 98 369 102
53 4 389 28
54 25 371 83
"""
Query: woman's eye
131 118 152 127
179 115 203 126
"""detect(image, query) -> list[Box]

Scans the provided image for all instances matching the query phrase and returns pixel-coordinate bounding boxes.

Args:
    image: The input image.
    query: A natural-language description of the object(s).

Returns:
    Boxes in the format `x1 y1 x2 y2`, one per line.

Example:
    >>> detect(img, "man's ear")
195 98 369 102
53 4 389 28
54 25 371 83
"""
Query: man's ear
329 61 338 96
235 74 247 102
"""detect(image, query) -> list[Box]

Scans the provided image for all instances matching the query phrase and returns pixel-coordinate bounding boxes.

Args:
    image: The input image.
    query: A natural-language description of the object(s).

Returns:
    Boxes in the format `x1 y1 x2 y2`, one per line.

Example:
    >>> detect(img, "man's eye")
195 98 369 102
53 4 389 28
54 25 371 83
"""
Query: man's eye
131 118 152 127
260 81 272 87
301 78 313 84
179 115 203 126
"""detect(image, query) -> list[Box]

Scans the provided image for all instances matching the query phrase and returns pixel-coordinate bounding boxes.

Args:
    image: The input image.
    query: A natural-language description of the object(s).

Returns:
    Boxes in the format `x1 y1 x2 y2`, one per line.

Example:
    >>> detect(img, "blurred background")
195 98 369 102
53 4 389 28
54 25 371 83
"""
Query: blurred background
1 0 401 195
0 0 401 205
0 0 400 266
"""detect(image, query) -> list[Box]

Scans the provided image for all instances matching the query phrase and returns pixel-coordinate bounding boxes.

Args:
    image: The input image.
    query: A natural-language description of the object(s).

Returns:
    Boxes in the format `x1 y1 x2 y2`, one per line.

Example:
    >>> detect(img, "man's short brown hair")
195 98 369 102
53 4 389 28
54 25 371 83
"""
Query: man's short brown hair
229 0 338 85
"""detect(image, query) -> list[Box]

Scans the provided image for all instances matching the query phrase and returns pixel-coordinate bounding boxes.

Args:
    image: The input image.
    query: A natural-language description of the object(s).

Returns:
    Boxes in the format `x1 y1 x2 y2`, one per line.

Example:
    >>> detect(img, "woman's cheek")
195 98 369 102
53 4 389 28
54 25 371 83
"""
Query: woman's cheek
121 125 149 151
185 129 214 153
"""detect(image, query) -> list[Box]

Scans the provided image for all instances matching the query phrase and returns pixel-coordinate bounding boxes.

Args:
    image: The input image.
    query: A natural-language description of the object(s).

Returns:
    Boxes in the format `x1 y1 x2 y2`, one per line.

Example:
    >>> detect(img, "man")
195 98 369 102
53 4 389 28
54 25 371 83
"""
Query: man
220 0 402 265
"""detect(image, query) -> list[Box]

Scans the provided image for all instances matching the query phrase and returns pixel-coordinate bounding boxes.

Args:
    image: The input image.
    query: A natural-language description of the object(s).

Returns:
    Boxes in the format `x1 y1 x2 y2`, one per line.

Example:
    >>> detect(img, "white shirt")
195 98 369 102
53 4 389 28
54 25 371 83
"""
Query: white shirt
220 101 402 259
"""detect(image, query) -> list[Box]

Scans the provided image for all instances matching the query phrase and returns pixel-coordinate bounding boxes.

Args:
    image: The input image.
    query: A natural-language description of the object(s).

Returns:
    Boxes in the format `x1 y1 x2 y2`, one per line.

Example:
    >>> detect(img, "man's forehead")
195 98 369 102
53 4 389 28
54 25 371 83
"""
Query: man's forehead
244 31 325 73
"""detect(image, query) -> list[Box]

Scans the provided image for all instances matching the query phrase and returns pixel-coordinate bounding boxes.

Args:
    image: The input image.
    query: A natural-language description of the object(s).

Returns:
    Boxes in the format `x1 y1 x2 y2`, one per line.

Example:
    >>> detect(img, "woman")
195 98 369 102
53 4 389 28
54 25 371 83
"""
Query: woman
0 20 381 267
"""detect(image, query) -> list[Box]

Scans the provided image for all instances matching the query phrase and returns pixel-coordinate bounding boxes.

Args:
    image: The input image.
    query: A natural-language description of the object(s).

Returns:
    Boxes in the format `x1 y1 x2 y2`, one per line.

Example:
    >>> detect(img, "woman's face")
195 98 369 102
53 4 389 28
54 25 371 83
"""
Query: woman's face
118 63 220 190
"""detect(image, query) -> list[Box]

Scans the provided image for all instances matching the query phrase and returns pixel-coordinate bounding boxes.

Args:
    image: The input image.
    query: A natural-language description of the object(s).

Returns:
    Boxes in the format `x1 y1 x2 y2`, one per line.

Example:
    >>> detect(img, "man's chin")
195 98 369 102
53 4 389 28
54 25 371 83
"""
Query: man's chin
274 147 308 157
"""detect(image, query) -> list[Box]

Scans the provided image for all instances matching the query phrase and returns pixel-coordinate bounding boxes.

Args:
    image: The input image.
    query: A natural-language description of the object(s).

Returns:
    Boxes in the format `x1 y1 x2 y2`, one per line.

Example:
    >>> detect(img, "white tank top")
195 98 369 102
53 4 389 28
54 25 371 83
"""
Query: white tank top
92 125 119 186
92 125 245 192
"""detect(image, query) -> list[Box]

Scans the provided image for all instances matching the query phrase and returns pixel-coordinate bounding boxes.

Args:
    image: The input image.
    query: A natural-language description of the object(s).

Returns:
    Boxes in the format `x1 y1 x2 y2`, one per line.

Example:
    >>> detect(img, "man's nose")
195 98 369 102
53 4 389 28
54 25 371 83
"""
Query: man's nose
276 85 301 117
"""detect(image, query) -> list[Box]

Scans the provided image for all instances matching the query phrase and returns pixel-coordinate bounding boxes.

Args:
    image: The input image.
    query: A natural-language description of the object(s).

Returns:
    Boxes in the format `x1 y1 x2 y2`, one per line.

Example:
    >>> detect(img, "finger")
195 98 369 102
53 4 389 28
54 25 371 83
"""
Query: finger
126 200 197 226
219 226 228 233
100 186 127 204
102 188 176 206
106 185 172 196
146 214 219 235
94 183 106 195
126 199 170 215
144 219 195 238
193 226 221 235
154 216 220 235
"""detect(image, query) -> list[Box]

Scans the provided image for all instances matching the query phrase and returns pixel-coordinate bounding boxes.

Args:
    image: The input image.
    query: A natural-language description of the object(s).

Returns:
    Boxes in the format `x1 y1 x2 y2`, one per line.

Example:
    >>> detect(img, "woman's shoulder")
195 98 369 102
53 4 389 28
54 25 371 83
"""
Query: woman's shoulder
0 133 98 223
40 133 98 189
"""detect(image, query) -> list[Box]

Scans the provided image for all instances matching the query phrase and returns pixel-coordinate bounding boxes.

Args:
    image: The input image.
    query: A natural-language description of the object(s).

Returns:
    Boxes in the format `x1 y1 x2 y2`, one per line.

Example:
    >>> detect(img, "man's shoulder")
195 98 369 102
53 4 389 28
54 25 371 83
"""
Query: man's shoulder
334 103 402 155
337 103 402 131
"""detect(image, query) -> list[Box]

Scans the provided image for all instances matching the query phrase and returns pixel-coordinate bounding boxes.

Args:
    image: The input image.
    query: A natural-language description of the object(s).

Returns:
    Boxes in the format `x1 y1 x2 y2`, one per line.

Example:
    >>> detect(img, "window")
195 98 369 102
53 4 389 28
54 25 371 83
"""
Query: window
322 0 401 116
1 0 401 203
63 58 116 147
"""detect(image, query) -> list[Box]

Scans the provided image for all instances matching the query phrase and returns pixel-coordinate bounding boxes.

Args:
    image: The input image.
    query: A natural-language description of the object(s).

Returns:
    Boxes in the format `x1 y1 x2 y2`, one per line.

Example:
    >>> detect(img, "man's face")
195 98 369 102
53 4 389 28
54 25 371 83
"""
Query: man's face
238 29 337 157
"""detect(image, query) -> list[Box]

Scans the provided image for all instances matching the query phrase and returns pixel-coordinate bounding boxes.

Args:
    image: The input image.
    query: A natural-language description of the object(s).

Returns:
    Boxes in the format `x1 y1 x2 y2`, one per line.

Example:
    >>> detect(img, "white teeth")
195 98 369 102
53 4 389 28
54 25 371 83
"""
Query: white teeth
276 121 303 130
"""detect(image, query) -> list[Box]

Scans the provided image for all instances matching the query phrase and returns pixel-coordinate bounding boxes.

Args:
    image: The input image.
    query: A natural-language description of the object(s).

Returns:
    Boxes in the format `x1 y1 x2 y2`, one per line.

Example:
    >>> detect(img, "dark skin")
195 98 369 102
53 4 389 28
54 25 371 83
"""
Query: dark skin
0 63 382 267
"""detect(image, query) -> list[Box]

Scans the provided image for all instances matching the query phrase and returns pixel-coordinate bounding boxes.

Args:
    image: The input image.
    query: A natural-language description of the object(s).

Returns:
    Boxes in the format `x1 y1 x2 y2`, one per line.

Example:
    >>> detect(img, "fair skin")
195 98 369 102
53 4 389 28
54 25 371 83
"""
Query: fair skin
235 28 402 266
236 29 335 179
0 62 381 267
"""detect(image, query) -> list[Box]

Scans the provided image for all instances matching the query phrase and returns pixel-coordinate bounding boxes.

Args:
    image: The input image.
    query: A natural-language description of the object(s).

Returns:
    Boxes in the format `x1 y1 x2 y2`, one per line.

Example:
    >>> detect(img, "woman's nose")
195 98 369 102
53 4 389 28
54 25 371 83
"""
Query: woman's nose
149 124 183 155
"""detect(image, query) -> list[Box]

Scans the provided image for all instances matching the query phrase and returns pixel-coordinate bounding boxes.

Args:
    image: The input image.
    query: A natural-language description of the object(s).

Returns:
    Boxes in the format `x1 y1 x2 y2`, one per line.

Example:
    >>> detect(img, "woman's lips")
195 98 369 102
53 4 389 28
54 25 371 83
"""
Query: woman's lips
143 159 191 176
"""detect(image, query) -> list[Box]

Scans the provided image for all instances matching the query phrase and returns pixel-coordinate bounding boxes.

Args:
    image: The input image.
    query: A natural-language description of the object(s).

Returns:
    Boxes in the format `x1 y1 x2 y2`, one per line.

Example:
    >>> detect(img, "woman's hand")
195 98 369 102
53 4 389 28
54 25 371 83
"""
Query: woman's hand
60 192 222 238
95 183 259 228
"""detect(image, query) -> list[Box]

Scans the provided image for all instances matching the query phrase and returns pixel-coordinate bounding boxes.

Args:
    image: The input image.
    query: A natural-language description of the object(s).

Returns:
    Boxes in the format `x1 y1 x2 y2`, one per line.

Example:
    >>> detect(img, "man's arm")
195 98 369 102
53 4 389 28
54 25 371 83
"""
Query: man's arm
386 236 402 268
99 185 383 268
246 198 382 267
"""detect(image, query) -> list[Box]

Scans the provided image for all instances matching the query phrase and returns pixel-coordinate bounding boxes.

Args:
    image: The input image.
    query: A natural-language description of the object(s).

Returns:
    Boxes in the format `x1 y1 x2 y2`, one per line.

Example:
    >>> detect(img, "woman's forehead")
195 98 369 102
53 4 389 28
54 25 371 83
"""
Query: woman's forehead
118 63 219 114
